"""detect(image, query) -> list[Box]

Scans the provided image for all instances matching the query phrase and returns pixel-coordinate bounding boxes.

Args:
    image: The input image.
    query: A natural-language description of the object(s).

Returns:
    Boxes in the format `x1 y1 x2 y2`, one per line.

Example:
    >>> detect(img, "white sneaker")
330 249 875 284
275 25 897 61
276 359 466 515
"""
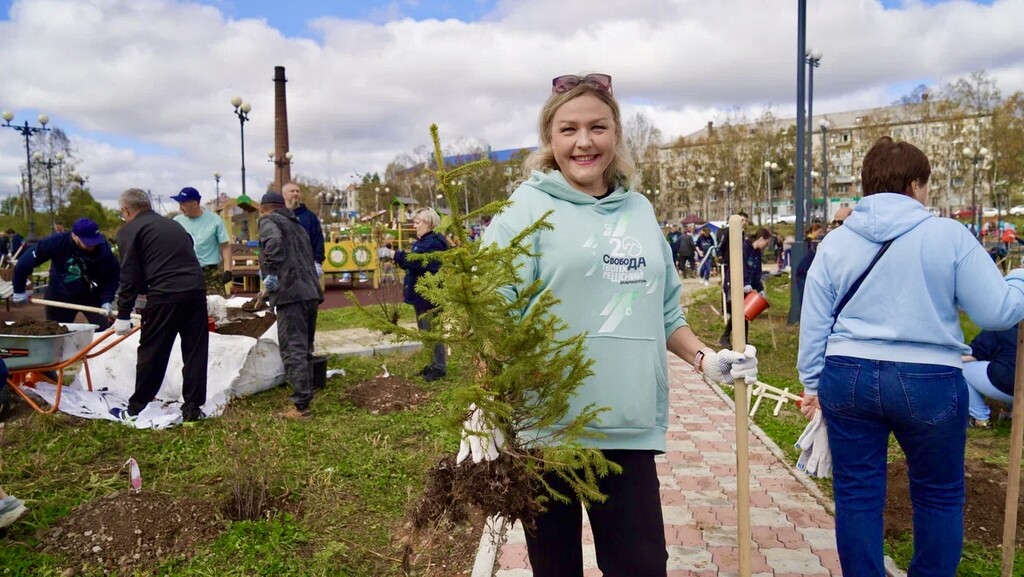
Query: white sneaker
702 280 709 286
0 496 27 528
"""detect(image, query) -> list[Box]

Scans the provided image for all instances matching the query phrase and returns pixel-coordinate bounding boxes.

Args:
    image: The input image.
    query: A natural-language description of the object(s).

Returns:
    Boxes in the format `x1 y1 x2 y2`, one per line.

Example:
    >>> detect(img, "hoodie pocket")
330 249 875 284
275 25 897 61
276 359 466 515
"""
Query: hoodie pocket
562 335 664 431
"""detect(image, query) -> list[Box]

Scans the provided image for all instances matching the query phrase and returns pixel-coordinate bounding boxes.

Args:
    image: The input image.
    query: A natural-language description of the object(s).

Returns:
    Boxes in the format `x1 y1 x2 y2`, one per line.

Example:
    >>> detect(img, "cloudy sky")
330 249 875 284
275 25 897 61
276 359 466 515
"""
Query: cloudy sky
0 0 1021 210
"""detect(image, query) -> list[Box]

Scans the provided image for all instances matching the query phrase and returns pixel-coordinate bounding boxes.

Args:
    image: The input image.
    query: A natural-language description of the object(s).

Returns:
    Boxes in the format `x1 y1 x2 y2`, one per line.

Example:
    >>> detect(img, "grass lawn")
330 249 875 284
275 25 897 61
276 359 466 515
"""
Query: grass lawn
683 271 1024 576
0 345 469 576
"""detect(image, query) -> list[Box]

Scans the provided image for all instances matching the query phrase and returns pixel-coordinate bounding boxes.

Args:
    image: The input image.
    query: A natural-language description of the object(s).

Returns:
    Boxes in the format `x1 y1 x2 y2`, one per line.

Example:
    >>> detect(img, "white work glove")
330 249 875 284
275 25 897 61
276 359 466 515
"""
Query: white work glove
101 302 114 317
455 403 505 465
314 262 323 278
113 319 133 335
701 345 758 385
11 292 28 305
795 409 832 478
743 284 753 294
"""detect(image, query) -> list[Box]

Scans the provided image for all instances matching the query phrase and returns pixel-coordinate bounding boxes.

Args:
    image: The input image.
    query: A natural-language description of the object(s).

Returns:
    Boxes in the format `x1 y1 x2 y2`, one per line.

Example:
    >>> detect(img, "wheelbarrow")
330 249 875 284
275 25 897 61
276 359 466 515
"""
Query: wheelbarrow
1 299 141 415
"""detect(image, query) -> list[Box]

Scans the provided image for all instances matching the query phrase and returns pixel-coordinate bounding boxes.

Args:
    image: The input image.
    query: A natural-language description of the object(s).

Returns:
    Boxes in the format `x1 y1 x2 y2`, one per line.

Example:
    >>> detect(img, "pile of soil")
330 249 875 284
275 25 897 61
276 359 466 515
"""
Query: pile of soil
343 375 430 414
240 296 269 312
1 318 69 336
885 458 1024 547
215 313 276 339
39 490 223 575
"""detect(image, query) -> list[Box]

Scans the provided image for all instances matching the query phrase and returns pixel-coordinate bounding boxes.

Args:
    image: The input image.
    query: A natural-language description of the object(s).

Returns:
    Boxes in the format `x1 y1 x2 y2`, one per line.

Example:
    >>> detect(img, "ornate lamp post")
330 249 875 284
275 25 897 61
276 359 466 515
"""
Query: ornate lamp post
32 151 64 233
268 151 294 192
2 110 50 242
213 172 222 209
764 161 779 227
374 185 390 213
819 118 831 217
724 181 735 218
963 145 991 239
230 96 252 200
805 49 822 228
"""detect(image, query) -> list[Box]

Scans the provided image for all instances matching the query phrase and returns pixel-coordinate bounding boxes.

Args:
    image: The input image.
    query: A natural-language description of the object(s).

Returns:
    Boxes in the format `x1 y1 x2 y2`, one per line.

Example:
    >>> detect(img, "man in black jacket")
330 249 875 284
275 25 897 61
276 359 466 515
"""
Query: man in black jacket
113 188 208 423
259 192 324 419
282 182 326 279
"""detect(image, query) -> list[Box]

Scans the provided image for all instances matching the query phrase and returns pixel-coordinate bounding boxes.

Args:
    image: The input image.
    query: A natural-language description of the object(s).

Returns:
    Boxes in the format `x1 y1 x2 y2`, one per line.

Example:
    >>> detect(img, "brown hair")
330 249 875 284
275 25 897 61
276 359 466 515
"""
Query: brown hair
860 136 931 197
750 227 772 242
523 81 639 191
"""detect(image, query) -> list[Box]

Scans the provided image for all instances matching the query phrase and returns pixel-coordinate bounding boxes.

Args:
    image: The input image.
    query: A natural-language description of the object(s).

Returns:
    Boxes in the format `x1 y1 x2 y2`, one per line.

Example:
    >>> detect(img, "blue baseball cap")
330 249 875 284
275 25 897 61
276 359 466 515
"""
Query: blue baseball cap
171 187 201 203
71 218 106 247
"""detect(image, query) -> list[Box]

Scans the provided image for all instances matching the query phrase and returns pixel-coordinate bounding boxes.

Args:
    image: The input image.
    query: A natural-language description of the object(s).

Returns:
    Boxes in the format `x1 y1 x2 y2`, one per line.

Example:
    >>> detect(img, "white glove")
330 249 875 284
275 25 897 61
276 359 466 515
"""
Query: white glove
795 409 832 478
743 284 753 294
11 292 28 305
100 302 114 317
314 262 323 278
701 345 758 385
113 319 133 335
455 403 505 465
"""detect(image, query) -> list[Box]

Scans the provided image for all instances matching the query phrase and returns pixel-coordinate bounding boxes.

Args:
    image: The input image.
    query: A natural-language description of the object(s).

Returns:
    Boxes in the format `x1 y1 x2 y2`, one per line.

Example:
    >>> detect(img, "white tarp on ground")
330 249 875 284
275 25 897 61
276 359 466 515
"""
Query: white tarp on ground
23 308 284 429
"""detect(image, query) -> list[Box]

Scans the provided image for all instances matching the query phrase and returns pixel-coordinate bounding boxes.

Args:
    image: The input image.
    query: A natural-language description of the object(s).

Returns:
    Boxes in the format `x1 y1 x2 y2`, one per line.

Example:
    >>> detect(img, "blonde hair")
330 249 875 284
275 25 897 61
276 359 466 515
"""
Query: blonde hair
523 82 638 191
412 207 441 229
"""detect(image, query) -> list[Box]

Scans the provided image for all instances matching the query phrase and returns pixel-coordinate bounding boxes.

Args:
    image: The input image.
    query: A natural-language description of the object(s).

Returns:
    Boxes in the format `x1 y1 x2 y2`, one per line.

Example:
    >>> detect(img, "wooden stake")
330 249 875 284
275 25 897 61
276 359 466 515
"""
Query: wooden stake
727 214 751 577
1001 320 1024 576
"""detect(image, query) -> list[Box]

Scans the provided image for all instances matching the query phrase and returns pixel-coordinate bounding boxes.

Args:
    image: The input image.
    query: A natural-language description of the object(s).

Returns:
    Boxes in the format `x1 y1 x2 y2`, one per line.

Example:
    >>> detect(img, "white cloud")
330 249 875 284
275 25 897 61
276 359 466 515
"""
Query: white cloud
1 0 1022 205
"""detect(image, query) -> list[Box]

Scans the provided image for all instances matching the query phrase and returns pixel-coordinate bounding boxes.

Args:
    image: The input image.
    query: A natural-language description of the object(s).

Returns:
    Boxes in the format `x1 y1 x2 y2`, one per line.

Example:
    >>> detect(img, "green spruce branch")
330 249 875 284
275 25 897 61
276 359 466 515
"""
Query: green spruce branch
354 125 619 524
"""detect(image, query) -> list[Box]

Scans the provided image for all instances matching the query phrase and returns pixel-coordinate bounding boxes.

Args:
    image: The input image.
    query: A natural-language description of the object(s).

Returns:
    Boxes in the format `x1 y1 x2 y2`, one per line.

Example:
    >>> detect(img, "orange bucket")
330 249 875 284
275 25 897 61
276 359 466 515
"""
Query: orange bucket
743 291 770 321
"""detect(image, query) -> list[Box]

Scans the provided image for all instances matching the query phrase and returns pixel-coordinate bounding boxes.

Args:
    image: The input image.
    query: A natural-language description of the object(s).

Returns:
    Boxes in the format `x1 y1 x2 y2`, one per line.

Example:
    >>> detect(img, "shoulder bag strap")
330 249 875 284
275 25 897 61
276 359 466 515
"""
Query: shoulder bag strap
831 238 895 330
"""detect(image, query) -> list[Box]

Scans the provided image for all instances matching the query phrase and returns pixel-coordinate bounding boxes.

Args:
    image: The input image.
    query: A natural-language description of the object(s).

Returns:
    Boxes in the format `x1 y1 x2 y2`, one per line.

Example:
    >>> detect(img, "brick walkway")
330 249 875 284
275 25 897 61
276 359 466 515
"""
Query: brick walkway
493 357 842 577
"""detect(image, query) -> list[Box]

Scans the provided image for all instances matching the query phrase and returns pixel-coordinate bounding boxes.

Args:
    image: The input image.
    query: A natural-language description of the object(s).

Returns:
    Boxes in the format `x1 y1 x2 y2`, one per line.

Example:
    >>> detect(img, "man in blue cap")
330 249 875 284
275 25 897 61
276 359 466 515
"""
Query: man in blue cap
171 186 233 296
10 217 119 329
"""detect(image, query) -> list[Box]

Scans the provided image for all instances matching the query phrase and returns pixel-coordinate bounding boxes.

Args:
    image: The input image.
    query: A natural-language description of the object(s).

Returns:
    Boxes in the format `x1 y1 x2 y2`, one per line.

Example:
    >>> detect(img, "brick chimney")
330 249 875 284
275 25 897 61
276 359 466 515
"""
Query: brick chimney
273 66 291 192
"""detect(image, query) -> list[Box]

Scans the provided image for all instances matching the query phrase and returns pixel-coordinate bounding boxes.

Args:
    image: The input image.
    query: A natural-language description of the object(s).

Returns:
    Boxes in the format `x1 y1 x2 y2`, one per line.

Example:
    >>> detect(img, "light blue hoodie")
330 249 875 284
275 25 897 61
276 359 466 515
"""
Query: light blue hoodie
482 170 687 451
798 192 1024 394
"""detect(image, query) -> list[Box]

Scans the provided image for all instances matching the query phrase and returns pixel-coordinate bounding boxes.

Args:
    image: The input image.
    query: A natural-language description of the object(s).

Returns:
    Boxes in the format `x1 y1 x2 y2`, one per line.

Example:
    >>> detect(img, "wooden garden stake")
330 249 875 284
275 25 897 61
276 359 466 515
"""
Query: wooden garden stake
728 214 752 577
1000 320 1024 576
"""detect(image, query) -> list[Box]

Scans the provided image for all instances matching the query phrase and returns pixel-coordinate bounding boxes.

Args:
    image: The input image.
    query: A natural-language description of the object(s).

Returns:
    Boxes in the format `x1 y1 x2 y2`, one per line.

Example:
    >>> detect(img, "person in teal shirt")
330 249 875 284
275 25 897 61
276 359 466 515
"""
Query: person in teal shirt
172 187 232 296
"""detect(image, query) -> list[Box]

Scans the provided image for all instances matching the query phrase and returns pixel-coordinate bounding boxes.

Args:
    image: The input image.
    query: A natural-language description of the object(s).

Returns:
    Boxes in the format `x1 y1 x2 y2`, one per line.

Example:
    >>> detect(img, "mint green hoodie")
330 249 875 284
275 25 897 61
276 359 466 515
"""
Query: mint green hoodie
482 170 687 452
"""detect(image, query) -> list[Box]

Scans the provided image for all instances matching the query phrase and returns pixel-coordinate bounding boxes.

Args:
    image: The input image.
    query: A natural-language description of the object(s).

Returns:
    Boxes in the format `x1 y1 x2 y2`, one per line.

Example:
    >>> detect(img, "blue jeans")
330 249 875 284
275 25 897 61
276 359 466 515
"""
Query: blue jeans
819 355 967 577
963 361 1013 421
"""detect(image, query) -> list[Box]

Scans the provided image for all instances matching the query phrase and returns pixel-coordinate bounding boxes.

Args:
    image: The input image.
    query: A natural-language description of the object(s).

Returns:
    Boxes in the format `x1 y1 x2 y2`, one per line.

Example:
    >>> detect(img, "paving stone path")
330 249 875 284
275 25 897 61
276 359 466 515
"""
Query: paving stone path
494 356 843 577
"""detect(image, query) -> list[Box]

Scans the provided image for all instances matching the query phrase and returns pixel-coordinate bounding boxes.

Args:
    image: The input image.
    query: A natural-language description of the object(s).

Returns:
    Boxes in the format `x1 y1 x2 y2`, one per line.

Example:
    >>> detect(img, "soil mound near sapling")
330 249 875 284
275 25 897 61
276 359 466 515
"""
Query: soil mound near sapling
240 296 269 312
1 318 70 336
39 490 223 576
215 312 276 339
885 458 1024 547
343 375 431 414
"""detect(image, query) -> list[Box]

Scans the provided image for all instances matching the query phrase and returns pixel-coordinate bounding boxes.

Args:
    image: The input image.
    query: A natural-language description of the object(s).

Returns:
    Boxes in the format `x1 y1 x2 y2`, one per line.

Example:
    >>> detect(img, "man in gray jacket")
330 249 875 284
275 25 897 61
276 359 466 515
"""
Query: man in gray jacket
258 192 324 419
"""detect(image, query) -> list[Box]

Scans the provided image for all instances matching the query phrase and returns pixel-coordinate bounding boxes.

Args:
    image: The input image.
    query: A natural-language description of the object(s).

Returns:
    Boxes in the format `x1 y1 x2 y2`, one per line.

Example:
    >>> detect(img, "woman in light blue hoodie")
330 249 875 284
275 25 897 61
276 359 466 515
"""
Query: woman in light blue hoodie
798 136 1024 577
482 73 758 577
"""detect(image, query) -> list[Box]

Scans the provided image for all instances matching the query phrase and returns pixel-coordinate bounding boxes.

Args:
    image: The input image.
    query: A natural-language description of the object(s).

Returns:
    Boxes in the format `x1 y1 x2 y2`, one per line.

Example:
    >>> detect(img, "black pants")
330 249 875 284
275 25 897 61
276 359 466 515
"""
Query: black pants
277 299 318 411
678 254 696 276
129 299 208 415
719 310 750 348
44 293 111 330
525 449 667 577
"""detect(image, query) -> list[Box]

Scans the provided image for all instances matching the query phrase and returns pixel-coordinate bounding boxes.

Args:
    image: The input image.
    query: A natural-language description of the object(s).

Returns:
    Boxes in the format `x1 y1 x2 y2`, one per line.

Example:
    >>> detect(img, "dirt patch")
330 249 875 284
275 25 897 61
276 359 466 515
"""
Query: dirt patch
240 296 269 313
215 312 276 339
39 490 224 576
885 458 1023 547
1 318 69 336
342 375 431 414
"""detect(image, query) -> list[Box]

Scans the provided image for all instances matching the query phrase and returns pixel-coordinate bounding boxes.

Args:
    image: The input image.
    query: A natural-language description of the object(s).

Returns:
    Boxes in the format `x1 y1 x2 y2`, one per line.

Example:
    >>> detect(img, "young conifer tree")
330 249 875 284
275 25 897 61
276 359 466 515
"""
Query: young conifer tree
355 125 619 524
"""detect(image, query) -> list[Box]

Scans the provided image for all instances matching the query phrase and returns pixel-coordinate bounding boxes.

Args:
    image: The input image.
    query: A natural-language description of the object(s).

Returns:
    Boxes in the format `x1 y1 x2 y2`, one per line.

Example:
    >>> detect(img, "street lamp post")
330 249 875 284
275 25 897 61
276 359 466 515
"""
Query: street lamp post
963 145 991 239
764 161 779 228
230 96 252 200
805 49 822 227
213 172 221 209
724 181 735 218
819 118 831 218
2 110 50 242
268 151 294 192
32 151 63 233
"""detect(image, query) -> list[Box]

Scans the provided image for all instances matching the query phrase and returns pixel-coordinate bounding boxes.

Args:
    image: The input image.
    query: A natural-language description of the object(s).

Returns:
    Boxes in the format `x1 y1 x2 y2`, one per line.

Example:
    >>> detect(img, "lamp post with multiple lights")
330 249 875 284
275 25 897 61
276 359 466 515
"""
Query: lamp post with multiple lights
268 151 293 192
963 145 991 238
805 49 822 227
2 110 50 242
819 118 831 218
32 151 63 232
230 96 252 200
764 161 779 227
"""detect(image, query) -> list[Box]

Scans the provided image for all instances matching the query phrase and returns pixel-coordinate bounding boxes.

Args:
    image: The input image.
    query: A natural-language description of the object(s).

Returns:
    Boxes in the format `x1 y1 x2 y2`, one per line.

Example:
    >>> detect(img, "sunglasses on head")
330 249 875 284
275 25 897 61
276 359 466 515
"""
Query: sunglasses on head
831 220 844 226
552 73 613 95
